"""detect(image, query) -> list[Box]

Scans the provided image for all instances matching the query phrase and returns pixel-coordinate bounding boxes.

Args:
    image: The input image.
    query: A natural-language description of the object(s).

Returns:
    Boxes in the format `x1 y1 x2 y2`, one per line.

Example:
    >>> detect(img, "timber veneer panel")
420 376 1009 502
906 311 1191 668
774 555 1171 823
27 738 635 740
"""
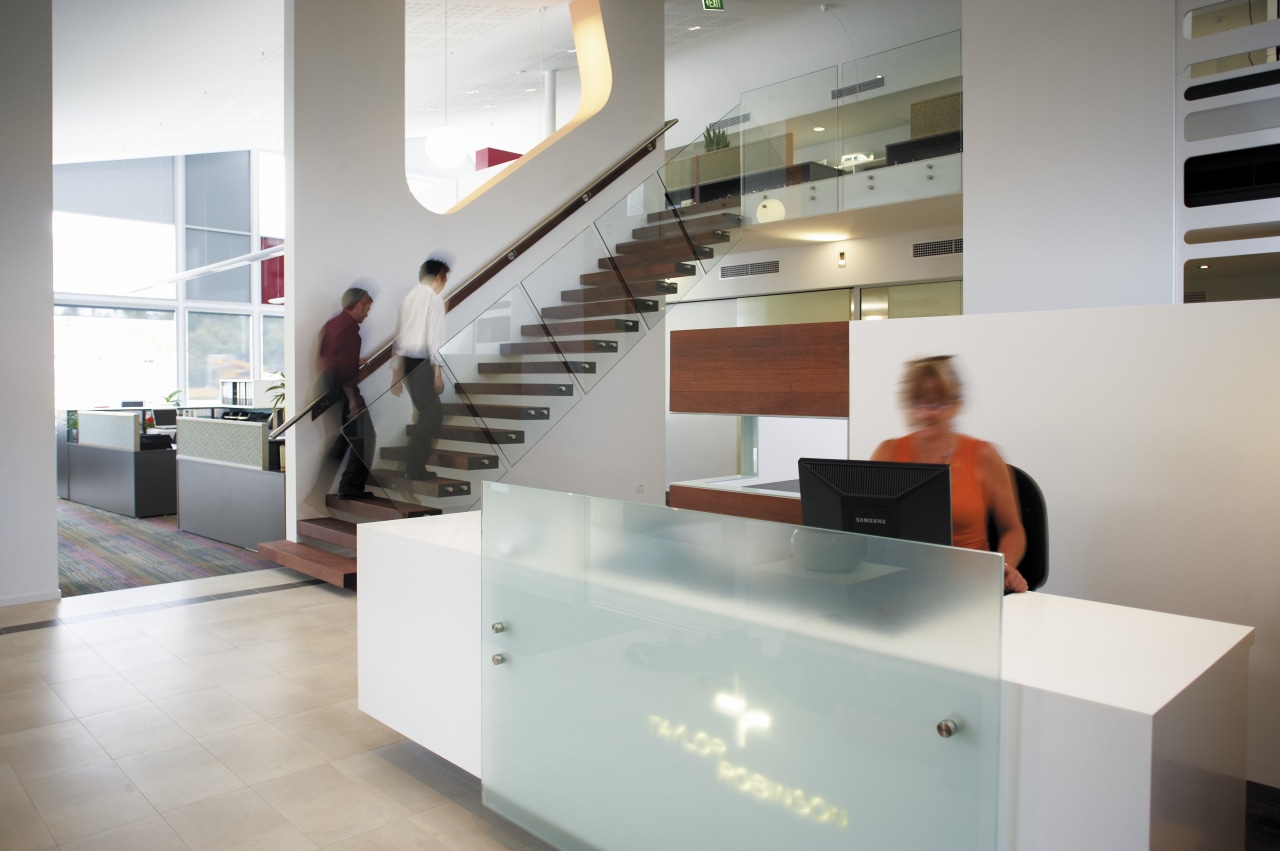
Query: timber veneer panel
670 321 849 417
668 485 803 525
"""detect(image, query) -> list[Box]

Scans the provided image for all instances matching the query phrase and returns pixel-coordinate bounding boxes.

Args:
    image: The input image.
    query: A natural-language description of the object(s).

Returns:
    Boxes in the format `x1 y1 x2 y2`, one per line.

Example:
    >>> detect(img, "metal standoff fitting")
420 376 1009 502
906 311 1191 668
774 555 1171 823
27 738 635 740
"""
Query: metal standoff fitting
492 653 506 665
491 622 506 633
936 718 960 738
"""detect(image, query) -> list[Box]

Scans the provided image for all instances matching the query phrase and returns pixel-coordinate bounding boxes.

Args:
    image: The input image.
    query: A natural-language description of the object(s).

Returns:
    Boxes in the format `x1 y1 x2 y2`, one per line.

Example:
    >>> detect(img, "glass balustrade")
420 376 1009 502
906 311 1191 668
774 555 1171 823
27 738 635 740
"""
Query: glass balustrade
482 482 1002 851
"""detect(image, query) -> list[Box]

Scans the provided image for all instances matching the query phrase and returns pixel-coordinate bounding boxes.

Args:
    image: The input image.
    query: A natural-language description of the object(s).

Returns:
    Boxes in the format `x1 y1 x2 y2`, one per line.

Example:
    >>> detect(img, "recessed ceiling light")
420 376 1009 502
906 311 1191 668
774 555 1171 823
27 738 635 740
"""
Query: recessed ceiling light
1199 264 1210 269
813 126 826 132
525 88 537 92
688 25 701 31
567 48 576 53
516 70 526 75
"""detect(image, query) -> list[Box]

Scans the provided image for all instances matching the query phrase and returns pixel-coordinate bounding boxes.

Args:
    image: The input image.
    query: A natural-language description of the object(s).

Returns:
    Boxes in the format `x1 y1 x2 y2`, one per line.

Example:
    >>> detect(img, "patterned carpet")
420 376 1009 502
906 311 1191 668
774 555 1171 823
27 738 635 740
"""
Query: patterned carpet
57 499 278 596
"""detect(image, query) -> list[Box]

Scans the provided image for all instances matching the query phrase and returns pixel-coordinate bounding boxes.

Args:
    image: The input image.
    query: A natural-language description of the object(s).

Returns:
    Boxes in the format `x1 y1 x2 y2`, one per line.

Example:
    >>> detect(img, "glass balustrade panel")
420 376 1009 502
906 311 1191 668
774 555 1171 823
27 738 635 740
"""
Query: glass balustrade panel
516 227 650 393
482 482 1002 851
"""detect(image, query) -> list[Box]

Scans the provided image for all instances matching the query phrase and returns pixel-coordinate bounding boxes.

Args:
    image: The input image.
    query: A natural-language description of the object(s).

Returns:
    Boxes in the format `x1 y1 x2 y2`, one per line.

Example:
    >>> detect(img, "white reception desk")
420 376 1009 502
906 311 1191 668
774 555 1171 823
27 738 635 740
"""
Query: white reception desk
358 513 1253 851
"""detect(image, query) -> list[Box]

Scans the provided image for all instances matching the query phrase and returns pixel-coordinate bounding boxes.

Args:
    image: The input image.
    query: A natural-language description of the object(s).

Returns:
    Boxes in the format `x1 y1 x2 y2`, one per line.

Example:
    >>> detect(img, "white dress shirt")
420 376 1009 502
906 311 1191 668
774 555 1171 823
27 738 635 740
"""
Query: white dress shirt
394 282 445 361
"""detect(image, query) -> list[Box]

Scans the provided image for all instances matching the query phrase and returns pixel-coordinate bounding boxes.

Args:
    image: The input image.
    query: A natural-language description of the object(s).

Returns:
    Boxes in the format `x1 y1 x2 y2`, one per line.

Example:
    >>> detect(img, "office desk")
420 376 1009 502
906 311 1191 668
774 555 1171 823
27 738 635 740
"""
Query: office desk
358 515 1253 850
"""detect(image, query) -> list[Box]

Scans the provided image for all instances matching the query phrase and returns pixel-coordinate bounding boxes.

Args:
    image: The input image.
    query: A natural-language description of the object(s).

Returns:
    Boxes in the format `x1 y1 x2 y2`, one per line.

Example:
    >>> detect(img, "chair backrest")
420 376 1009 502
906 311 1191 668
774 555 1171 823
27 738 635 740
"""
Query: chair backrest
987 465 1049 591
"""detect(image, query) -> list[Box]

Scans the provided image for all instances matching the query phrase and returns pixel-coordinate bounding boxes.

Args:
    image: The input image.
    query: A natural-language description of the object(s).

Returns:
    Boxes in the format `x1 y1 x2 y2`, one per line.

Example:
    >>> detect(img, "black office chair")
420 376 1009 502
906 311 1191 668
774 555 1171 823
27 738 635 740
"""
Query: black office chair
987 465 1049 591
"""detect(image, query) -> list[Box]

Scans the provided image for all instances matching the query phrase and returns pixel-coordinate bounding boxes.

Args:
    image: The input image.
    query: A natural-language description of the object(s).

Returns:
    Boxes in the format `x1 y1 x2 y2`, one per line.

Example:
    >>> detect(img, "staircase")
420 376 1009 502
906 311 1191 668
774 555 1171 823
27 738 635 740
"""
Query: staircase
259 196 742 589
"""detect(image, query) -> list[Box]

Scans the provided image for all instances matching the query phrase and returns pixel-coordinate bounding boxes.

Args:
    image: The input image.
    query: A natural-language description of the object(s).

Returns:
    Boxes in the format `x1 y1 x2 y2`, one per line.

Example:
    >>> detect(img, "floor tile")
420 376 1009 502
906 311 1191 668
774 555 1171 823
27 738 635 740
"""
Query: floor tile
58 814 189 851
117 739 246 812
280 658 358 704
24 761 158 843
253 763 404 847
0 600 61 630
325 816 454 850
0 756 18 789
132 622 235 657
183 647 277 684
0 784 56 851
271 703 403 762
240 636 337 672
63 617 145 646
198 720 325 785
120 657 218 701
163 787 318 851
252 607 337 638
0 658 45 694
5 624 86 657
48 670 150 718
79 702 193 760
331 741 454 815
0 634 22 663
0 718 112 782
154 687 264 737
202 615 290 647
222 673 330 720
24 645 112 685
299 599 358 627
0 685 74 737
91 634 178 672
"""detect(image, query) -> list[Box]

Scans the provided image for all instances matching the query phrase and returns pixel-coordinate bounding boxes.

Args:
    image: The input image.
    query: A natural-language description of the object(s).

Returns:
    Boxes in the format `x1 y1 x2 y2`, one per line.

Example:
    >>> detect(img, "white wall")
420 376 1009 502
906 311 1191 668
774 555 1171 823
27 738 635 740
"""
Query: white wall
847 300 1280 786
962 0 1177 312
285 0 667 524
0 2 59 606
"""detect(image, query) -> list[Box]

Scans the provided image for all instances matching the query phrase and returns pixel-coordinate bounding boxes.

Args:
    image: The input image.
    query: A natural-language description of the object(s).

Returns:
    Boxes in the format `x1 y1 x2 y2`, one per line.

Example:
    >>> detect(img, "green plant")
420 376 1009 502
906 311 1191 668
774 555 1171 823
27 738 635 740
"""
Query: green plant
267 372 286 423
162 389 183 406
703 125 730 152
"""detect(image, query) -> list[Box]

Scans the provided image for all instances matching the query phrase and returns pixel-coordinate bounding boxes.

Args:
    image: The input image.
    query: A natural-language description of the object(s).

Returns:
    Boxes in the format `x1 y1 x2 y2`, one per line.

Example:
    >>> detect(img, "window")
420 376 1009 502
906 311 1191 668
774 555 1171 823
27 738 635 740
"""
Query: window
262 315 285 378
187 312 251 402
54 306 176 409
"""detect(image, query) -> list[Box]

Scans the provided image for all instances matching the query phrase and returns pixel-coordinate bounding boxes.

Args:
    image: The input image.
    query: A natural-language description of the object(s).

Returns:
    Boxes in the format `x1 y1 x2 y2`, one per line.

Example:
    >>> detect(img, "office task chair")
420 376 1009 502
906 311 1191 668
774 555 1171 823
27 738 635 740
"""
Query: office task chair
987 465 1049 591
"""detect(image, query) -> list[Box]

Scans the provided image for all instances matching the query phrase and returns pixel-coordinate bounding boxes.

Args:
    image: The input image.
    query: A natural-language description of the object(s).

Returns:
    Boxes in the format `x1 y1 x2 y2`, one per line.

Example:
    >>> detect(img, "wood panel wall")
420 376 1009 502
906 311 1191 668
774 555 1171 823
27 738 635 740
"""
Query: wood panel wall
668 484 804 525
669 321 849 417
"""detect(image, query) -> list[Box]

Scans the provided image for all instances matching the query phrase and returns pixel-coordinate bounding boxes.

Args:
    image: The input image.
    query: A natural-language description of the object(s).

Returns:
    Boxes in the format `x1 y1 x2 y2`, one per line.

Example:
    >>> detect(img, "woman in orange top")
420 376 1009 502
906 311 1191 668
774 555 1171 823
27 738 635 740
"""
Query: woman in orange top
870 356 1028 593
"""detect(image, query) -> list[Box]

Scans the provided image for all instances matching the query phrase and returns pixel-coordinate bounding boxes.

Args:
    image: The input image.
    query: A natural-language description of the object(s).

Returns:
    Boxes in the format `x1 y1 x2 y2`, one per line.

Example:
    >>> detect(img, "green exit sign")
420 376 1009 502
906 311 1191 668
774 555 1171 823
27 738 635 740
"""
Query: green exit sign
702 0 724 10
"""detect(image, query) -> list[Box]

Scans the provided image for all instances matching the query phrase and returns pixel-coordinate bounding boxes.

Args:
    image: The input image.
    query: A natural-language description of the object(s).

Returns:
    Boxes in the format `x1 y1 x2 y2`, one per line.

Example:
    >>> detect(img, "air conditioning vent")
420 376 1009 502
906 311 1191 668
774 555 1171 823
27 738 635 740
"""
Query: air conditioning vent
720 260 780 278
708 113 751 131
1184 291 1208 303
913 239 963 258
831 77 886 100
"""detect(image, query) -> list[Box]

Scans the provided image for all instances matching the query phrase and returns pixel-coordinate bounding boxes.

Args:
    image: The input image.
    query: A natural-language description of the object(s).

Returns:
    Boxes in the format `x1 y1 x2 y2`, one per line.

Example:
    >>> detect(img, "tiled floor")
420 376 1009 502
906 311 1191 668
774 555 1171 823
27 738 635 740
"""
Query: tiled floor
0 569 553 851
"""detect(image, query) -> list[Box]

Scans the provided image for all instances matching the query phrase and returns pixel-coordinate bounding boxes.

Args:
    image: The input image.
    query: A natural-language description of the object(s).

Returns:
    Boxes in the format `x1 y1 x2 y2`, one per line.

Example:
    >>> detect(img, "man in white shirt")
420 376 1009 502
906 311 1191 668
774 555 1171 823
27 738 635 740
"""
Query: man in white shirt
392 257 449 480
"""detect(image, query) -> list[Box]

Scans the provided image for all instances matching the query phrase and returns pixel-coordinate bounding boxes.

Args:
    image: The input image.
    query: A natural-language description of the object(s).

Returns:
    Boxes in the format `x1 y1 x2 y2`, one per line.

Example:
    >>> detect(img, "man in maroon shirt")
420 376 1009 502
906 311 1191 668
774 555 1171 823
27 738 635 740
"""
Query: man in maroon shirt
318 287 375 499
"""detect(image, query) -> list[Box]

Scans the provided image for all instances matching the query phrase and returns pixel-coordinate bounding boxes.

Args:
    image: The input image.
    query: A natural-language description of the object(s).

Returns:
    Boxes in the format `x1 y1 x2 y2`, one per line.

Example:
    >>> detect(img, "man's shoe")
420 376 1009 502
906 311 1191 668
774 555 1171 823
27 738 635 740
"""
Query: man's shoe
402 470 438 481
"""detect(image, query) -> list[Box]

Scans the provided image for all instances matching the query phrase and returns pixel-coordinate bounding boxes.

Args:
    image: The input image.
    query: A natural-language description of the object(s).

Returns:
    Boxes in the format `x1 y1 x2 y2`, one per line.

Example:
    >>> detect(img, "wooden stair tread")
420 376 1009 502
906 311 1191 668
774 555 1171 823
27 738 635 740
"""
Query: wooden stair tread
258 540 356 589
477 360 596 375
297 517 358 549
646 197 741 222
325 493 439 519
499 340 618 355
441 402 551 419
455 381 576 396
521 318 640 336
630 213 742 241
541 299 659 320
599 243 713 266
581 263 696 286
559 282 676 302
380 446 500 470
373 469 473 498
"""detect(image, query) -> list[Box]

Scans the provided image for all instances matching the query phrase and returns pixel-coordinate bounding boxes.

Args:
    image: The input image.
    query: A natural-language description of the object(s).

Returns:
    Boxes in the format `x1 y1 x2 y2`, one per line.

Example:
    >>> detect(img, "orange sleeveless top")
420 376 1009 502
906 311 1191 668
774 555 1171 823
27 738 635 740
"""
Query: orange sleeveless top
884 434 990 551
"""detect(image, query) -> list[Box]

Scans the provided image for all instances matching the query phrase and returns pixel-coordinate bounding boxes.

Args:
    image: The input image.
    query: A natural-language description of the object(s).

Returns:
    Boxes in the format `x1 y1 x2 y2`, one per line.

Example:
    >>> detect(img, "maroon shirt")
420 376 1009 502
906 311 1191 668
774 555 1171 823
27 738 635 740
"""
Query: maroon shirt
318 310 364 407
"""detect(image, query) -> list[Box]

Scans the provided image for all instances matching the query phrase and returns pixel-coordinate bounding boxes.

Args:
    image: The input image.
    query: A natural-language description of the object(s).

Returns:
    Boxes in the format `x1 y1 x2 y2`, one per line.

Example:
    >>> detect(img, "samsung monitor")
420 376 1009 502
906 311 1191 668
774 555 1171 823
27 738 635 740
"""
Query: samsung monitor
798 458 952 546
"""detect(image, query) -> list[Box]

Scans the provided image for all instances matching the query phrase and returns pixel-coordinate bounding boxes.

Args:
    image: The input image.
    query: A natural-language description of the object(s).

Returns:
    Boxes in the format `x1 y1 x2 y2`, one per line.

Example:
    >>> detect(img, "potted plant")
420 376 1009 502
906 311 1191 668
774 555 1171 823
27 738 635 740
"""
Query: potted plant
267 372 286 429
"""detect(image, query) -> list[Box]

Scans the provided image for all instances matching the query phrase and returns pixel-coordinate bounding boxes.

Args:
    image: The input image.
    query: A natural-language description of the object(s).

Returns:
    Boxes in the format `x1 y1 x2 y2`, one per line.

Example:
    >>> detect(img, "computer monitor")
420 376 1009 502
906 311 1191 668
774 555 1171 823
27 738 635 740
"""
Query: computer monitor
151 408 178 427
797 458 952 546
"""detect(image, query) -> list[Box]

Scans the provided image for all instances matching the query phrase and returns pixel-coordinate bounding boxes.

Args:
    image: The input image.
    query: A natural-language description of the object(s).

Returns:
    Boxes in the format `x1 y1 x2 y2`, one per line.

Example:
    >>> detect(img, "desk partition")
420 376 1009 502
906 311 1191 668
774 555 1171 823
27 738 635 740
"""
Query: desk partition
481 483 1004 851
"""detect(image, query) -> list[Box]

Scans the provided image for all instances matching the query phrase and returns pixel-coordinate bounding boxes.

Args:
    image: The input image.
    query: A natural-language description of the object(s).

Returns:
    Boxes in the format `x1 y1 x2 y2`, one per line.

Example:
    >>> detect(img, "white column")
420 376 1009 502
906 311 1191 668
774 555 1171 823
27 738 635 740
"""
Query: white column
541 69 557 139
0 0 59 605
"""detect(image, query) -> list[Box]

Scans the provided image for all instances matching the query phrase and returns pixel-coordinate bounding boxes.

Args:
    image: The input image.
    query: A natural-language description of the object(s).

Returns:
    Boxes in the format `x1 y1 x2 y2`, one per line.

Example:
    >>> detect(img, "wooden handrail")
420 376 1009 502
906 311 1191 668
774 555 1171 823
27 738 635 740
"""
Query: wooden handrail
270 119 678 440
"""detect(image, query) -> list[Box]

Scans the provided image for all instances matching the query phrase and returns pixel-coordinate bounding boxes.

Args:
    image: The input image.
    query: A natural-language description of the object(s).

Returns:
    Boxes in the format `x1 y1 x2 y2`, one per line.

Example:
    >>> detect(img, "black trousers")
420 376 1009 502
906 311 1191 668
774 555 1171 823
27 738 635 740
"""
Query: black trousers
324 373 374 496
402 356 443 476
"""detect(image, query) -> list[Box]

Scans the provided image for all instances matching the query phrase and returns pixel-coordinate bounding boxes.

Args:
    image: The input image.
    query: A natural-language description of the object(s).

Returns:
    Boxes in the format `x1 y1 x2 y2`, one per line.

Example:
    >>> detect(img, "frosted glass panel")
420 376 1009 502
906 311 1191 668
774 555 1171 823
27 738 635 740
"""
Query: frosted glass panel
482 483 1001 851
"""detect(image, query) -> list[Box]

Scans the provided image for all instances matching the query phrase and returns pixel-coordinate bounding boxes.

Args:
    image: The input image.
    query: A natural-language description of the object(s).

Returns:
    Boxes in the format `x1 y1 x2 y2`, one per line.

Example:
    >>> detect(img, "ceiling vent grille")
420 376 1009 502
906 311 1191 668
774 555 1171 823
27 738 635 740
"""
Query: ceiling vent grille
913 238 963 258
1184 290 1208 303
720 260 780 278
831 77 886 100
708 113 751 131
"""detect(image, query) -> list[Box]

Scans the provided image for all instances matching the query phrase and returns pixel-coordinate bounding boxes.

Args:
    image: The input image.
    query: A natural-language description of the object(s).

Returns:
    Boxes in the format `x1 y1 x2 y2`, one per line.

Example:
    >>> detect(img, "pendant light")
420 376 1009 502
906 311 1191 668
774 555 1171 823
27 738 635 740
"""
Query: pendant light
424 0 467 169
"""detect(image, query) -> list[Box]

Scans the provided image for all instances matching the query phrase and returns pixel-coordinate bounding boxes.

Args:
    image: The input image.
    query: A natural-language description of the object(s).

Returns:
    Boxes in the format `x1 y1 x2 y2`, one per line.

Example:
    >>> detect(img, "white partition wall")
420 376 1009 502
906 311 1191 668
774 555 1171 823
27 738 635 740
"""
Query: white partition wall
847 298 1280 785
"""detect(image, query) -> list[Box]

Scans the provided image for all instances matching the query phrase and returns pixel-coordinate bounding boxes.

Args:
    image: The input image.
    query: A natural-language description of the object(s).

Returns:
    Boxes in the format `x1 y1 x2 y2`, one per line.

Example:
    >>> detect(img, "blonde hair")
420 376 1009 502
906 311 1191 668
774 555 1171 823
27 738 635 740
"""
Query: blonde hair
899 355 963 408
